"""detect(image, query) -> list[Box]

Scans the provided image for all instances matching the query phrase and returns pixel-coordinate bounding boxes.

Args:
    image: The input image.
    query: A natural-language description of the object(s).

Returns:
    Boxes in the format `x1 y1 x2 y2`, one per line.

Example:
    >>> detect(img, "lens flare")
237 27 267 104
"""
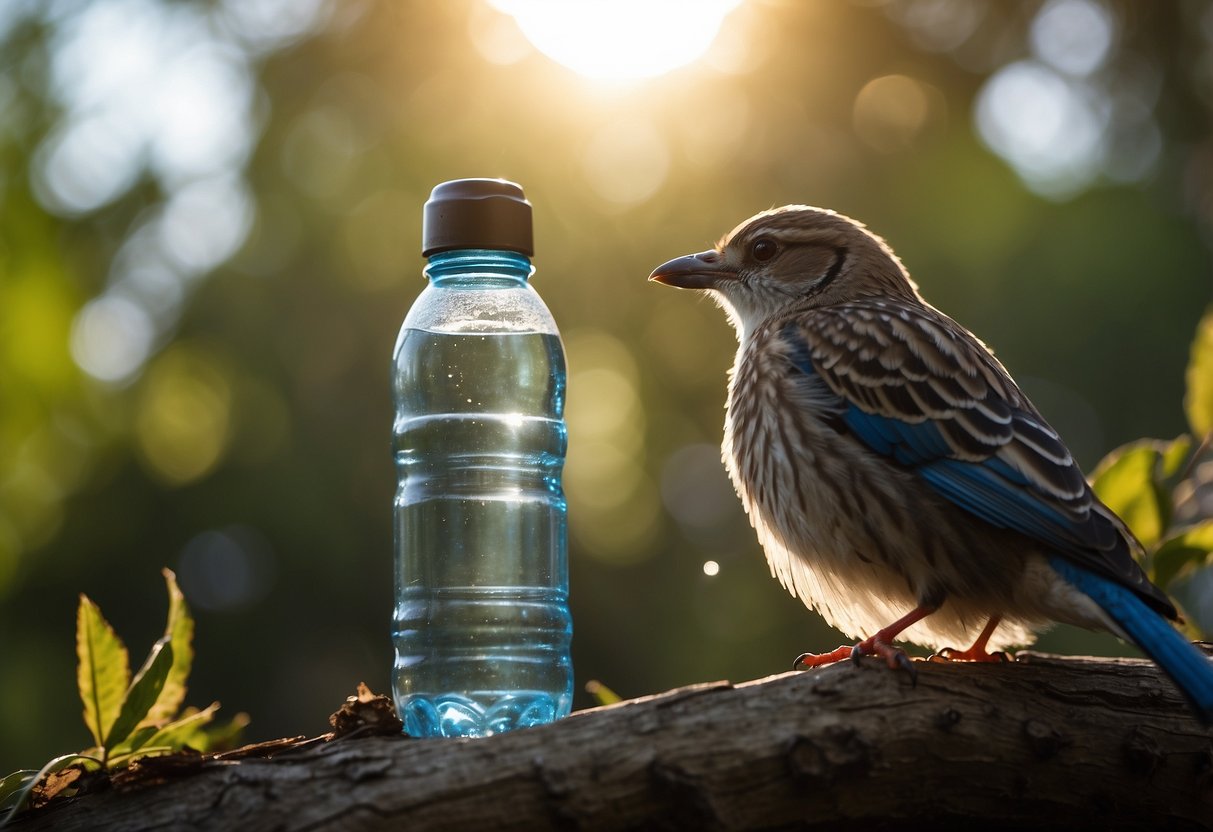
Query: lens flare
491 0 742 82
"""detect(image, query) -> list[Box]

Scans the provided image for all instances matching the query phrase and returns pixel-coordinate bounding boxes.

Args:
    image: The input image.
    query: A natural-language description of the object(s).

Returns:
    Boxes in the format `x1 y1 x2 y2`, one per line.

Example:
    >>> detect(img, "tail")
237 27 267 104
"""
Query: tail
1049 556 1213 723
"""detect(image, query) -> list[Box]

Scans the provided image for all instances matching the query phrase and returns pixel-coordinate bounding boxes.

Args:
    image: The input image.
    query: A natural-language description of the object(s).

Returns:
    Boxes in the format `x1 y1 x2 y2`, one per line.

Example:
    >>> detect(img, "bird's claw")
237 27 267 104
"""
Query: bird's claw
930 646 1011 664
868 639 917 685
792 644 855 670
793 639 917 683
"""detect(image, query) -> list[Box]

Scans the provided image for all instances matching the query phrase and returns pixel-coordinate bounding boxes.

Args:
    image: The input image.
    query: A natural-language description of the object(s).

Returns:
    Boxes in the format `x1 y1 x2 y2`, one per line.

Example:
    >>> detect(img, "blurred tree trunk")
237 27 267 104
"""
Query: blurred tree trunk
14 653 1213 831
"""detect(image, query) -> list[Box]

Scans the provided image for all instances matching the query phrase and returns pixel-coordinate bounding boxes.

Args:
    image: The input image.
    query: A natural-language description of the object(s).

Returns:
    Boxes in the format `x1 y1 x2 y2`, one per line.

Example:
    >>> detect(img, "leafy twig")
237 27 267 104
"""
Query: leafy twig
0 570 246 824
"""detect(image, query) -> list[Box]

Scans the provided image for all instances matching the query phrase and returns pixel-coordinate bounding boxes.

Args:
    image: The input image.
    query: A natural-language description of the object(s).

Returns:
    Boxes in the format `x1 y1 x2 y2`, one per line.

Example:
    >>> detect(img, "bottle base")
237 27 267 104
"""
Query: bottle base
398 691 571 738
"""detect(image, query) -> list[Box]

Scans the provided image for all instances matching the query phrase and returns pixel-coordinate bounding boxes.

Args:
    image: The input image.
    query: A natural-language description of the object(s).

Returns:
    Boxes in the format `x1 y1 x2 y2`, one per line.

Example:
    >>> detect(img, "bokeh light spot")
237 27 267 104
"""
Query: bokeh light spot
567 367 639 443
886 0 986 54
216 0 330 52
852 74 936 154
44 0 258 200
159 175 254 273
3 275 76 389
569 441 645 511
573 480 662 564
1030 0 1114 77
564 329 657 564
703 560 720 577
135 347 233 485
147 43 256 186
0 462 65 551
974 60 1105 198
70 295 156 384
32 114 142 215
178 525 275 611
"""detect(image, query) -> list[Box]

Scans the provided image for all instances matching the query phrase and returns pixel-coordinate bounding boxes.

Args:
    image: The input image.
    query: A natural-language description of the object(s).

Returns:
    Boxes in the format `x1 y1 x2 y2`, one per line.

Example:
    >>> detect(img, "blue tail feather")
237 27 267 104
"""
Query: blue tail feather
1049 557 1213 723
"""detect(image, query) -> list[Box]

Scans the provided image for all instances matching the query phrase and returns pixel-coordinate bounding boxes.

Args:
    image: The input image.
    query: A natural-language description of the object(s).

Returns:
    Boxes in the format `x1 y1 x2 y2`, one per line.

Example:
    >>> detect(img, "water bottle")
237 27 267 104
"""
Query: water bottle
391 179 573 738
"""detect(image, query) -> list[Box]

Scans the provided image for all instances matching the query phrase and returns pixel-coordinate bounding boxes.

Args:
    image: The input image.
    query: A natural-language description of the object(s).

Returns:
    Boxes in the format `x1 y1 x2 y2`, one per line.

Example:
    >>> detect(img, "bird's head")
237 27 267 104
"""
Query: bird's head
649 205 922 338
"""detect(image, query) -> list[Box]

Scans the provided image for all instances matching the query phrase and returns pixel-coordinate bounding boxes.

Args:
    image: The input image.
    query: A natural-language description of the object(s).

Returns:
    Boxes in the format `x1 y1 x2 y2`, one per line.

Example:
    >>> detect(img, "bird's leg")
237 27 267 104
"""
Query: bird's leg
793 605 939 675
932 615 1009 663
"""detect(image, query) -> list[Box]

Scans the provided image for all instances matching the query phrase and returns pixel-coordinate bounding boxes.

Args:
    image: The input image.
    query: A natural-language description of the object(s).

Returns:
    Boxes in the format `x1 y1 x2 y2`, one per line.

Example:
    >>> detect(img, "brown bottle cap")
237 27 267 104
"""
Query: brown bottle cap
421 178 534 257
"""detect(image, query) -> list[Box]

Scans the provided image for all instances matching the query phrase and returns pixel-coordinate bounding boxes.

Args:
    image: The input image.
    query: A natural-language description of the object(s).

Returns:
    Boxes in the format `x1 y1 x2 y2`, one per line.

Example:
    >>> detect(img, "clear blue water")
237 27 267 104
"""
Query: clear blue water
392 328 572 737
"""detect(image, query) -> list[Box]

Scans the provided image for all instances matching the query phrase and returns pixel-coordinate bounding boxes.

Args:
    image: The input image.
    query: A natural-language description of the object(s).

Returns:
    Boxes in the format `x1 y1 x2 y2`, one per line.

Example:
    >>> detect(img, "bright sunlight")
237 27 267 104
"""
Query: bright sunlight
491 0 743 82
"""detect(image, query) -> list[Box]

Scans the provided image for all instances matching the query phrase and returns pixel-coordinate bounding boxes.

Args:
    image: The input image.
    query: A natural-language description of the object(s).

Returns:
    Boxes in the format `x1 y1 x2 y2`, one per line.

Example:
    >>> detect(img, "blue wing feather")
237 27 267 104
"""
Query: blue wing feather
782 320 1097 561
919 459 1079 551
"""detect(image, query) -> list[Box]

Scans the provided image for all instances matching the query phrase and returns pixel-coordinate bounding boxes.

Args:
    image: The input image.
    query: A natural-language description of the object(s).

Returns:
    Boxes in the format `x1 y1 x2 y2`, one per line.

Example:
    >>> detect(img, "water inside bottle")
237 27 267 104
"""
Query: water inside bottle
392 329 572 737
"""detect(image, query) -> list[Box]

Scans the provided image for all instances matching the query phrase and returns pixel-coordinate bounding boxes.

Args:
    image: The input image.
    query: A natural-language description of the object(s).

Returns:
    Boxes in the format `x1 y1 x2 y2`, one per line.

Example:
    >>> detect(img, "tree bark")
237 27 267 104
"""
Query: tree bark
13 653 1213 831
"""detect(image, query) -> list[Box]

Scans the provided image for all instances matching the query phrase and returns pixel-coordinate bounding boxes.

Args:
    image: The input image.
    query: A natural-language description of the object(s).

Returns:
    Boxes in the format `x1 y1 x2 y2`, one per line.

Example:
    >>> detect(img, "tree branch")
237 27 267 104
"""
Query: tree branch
14 653 1213 831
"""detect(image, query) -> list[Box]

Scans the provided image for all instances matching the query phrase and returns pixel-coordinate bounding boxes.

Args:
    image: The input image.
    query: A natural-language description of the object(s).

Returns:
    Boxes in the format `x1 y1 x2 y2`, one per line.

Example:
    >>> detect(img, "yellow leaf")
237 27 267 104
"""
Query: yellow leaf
584 679 622 706
140 569 195 727
76 595 130 749
1091 443 1165 547
1185 306 1213 438
1153 521 1213 588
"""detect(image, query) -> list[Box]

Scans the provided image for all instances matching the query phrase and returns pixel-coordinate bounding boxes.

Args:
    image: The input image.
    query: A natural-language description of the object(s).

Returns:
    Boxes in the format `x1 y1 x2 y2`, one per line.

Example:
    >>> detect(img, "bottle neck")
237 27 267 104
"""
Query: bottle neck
424 249 534 287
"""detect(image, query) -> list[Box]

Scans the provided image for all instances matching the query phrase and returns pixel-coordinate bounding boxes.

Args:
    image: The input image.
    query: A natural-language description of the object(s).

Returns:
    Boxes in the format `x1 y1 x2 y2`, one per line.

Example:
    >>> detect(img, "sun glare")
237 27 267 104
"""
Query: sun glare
490 0 743 82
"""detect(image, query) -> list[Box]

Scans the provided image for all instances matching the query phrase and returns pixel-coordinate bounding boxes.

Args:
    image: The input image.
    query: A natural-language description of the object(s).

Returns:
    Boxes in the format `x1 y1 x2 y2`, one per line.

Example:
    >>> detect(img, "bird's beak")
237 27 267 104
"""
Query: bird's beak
648 250 738 290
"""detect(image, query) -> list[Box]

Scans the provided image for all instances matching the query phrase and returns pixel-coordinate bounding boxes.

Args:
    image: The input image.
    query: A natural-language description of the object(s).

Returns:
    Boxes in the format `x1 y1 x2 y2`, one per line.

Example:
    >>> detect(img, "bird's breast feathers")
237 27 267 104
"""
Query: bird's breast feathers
722 313 942 636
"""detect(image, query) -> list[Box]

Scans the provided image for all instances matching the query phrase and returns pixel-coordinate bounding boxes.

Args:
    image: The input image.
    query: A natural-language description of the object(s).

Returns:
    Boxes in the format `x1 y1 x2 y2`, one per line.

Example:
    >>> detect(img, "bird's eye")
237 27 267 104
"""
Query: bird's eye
751 238 777 262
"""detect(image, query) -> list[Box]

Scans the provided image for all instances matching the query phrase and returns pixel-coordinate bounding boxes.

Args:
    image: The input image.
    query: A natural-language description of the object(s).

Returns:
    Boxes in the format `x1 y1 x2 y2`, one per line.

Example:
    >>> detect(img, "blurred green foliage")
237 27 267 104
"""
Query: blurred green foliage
1 0 1212 775
1090 308 1213 596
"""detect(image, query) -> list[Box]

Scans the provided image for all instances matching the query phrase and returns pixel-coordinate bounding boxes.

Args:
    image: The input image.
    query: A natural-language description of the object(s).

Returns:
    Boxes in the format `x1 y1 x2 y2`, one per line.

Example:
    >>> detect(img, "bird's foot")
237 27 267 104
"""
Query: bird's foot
929 646 1010 663
792 645 855 670
853 636 917 678
793 636 917 683
928 616 1008 663
793 605 937 682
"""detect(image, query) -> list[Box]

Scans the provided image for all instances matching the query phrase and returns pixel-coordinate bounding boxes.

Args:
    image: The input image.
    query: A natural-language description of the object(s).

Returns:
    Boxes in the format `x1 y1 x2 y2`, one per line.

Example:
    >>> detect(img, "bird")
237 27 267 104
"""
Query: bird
648 204 1213 721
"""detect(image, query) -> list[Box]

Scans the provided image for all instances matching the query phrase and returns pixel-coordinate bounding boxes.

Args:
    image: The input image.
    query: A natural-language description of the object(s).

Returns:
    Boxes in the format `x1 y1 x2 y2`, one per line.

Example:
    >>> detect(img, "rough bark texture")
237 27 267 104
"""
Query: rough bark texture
13 653 1213 831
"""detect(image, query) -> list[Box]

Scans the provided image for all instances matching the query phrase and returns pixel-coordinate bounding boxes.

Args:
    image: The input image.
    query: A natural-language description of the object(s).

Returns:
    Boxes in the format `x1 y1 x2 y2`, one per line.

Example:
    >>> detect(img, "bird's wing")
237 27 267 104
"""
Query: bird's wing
780 302 1170 611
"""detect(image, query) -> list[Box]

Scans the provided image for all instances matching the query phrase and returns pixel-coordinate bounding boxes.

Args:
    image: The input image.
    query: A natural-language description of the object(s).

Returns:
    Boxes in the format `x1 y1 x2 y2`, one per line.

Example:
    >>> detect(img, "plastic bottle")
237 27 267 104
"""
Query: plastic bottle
391 179 572 738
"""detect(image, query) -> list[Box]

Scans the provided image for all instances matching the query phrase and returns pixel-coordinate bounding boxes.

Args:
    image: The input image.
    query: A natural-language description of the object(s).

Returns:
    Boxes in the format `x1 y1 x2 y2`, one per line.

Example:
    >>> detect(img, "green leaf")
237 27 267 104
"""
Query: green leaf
1090 439 1186 548
109 746 176 762
1159 434 1193 483
109 725 159 759
103 640 173 754
1156 436 1194 536
141 568 194 728
76 594 131 749
0 770 36 813
140 702 220 753
1185 306 1213 438
1153 521 1213 588
584 679 622 706
0 754 98 825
